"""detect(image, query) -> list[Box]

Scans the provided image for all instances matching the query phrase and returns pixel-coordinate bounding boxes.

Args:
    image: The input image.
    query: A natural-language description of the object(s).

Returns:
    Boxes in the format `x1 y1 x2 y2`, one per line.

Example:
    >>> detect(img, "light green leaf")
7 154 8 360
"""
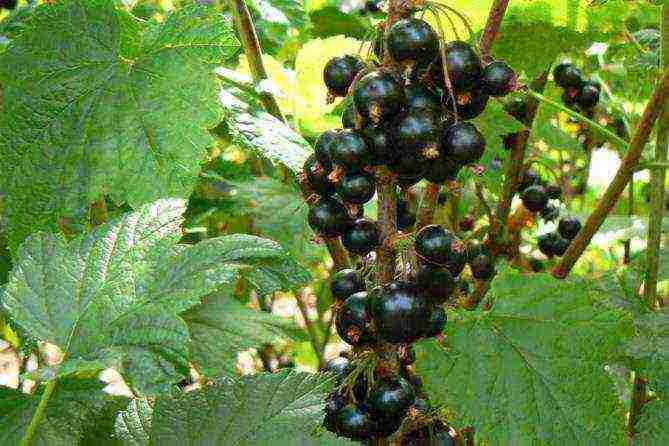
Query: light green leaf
415 271 631 445
0 0 240 252
115 397 153 446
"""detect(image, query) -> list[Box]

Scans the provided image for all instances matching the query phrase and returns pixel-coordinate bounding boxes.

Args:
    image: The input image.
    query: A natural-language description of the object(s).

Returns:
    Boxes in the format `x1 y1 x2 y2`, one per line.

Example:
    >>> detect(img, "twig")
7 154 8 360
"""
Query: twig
416 183 441 230
553 67 669 279
479 0 510 63
627 374 647 438
375 167 398 284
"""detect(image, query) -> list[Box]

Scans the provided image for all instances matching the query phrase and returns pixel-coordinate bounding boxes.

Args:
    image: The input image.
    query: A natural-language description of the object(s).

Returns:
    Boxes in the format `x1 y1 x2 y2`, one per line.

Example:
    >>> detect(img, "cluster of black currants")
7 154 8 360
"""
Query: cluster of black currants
0 0 17 10
553 62 601 113
517 169 582 258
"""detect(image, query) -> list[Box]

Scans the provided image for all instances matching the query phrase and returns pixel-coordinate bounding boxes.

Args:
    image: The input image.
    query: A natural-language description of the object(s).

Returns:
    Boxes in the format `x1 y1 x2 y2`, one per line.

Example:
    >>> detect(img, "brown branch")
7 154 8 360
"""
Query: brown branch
375 167 397 284
553 68 669 279
479 0 510 63
627 375 648 438
416 183 440 230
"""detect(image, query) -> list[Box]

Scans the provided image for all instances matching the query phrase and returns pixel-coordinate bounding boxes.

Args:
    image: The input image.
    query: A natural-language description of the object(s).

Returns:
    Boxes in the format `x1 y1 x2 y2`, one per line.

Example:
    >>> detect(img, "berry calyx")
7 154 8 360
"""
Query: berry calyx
470 253 495 280
308 197 351 237
354 71 406 123
330 268 365 302
482 61 517 96
558 216 581 240
303 155 335 196
553 62 583 89
415 262 455 305
444 89 489 120
521 185 548 213
369 281 431 343
577 81 601 110
442 122 486 165
334 404 378 440
323 55 365 97
337 171 376 204
330 129 371 170
342 218 381 255
336 291 372 346
387 18 440 65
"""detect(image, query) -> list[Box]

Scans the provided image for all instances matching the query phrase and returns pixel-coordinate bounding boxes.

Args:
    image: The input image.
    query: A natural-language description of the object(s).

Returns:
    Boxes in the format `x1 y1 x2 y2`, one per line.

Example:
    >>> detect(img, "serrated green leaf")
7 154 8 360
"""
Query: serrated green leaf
115 397 153 446
626 309 669 396
0 0 240 252
634 399 669 446
149 370 335 445
415 271 631 445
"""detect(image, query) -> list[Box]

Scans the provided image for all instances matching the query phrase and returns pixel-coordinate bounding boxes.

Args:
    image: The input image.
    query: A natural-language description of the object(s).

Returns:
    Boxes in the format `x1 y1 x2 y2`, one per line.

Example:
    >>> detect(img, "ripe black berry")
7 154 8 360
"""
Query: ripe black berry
424 156 461 184
342 101 359 129
423 307 447 338
442 41 483 90
553 62 583 89
393 110 441 155
551 234 570 256
335 404 377 440
304 155 335 196
558 216 581 240
342 218 380 255
577 81 600 110
330 129 370 170
315 130 338 167
405 84 441 115
444 89 489 120
0 0 16 9
521 185 548 212
354 71 405 123
545 184 562 199
538 232 569 257
442 122 486 165
482 61 517 96
330 268 365 302
323 55 365 97
308 197 351 237
388 152 427 179
415 262 455 305
415 224 466 268
337 171 376 204
367 377 416 434
369 281 431 343
540 203 559 222
336 291 372 346
470 253 495 280
397 198 417 231
387 18 440 65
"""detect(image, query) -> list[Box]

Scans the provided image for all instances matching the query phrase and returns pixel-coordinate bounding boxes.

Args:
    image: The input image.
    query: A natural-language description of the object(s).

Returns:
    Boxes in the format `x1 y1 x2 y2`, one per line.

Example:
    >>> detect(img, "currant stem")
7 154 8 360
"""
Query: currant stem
479 0 510 62
20 379 58 446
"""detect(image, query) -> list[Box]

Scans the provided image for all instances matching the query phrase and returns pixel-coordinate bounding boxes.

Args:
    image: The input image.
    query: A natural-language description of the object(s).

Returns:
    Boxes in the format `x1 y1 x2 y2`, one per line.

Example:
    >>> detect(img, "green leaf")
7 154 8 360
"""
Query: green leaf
115 397 153 446
216 68 312 175
415 271 631 445
627 309 669 395
149 370 335 445
183 288 305 377
0 378 125 445
634 399 669 446
0 0 240 252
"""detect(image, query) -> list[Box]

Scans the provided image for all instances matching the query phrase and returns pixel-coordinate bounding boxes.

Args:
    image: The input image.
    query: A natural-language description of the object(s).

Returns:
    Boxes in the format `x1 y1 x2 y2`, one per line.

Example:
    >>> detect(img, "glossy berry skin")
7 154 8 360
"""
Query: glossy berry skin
540 203 560 222
354 71 406 122
387 18 440 64
397 199 417 231
443 41 483 90
482 61 517 96
558 216 581 240
360 125 395 165
546 184 562 199
423 307 447 338
342 219 380 255
415 224 465 267
538 232 569 257
330 129 370 170
553 62 583 89
444 89 489 120
336 291 372 346
337 171 376 204
342 101 359 129
304 155 335 196
577 81 601 110
424 156 461 184
416 263 455 305
470 254 495 280
405 84 441 114
367 377 416 429
330 269 365 302
368 281 431 343
308 197 351 237
442 122 486 165
335 404 377 441
393 110 441 154
315 130 338 167
521 185 548 212
323 55 365 96
388 153 427 179
325 357 352 384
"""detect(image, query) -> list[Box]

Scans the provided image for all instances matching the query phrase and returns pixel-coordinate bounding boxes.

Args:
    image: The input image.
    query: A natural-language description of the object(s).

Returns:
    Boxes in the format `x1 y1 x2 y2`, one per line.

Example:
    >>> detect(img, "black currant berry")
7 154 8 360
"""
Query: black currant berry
323 55 365 97
442 122 486 165
415 224 466 267
393 110 441 156
538 232 569 257
342 219 380 255
0 0 17 9
415 262 455 305
577 81 600 110
553 62 583 89
444 89 489 120
521 185 548 213
336 291 372 346
360 125 395 165
405 83 442 115
387 18 440 65
325 357 353 384
470 253 495 280
330 129 370 170
442 41 483 90
482 61 517 96
354 71 406 123
545 184 562 199
562 86 580 108
335 404 377 441
424 156 461 184
315 130 338 167
337 171 376 204
367 377 416 422
304 155 335 196
388 153 427 179
504 96 530 125
397 198 417 231
342 101 359 129
368 281 431 343
552 234 570 256
540 203 560 222
558 216 581 240
330 268 365 302
308 197 351 237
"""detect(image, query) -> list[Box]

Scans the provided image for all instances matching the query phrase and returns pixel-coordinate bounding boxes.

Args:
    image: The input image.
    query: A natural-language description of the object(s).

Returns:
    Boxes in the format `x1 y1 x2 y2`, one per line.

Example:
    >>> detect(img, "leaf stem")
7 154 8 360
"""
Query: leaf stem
20 379 58 446
553 67 669 279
